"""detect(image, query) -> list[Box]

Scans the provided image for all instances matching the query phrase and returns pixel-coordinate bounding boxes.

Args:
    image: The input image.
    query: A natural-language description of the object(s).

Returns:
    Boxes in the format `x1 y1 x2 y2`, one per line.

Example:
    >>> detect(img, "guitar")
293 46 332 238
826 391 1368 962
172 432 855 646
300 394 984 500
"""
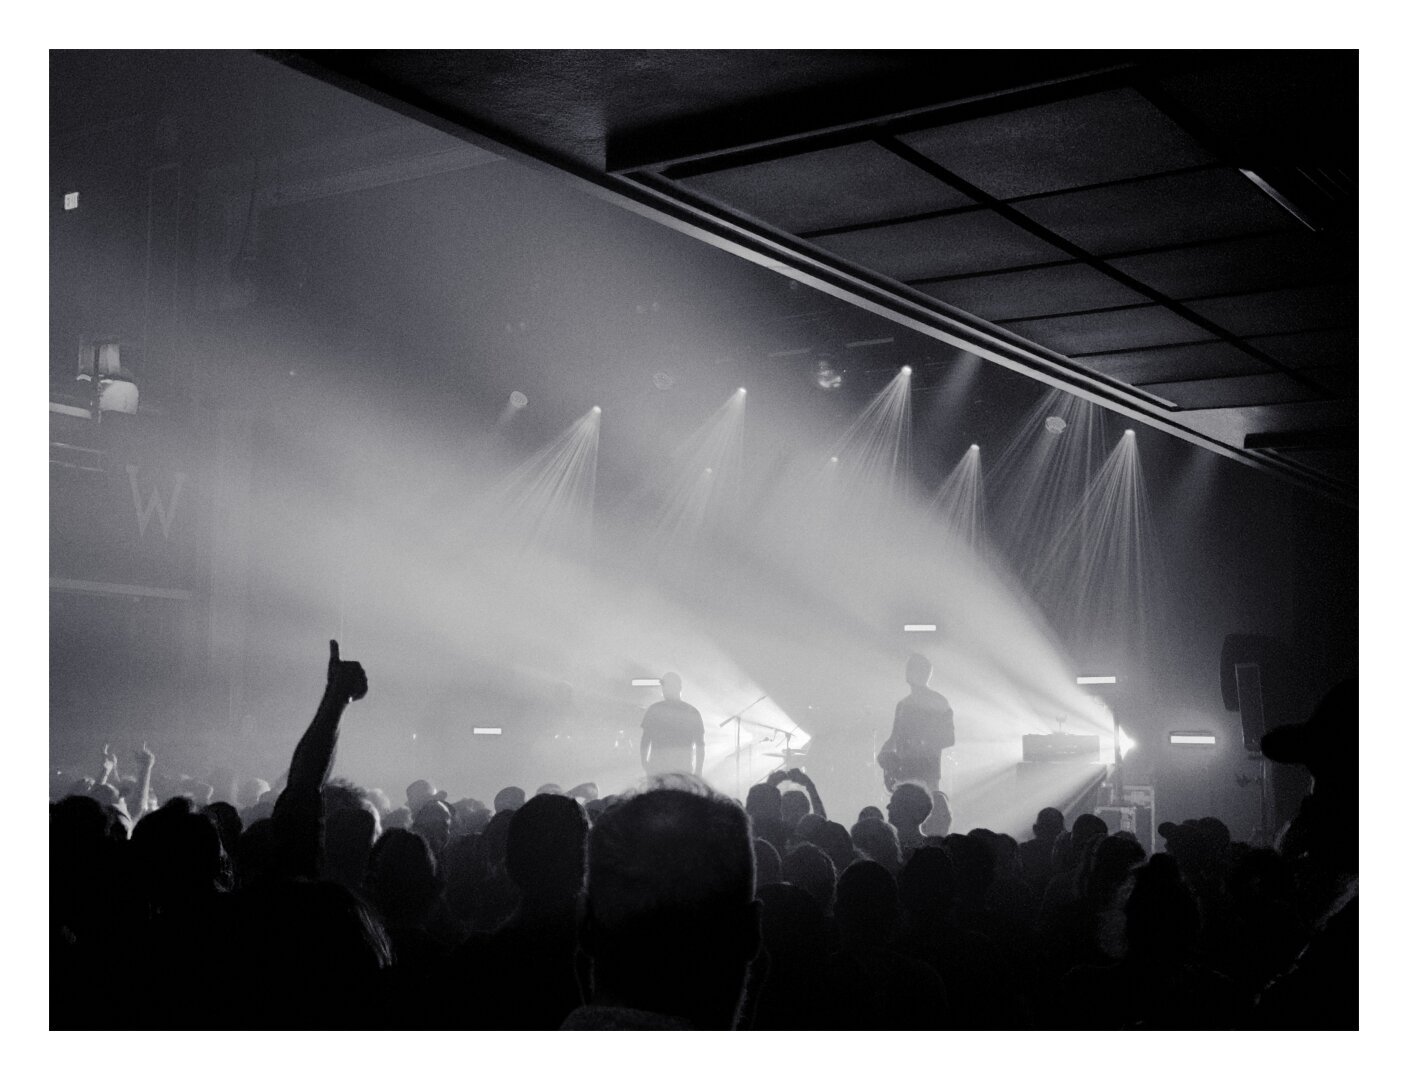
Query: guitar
876 739 902 793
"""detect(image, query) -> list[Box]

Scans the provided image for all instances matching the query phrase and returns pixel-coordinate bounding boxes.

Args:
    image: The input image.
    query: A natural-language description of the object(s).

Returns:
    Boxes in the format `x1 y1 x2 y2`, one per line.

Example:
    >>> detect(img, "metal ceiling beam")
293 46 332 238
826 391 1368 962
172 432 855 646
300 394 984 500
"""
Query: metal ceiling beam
269 51 1353 507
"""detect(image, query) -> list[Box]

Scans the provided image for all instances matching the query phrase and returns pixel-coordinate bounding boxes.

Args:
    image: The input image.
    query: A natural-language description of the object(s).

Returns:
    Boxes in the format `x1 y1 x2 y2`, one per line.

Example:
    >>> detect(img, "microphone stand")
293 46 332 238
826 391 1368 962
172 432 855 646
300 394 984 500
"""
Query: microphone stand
719 694 768 800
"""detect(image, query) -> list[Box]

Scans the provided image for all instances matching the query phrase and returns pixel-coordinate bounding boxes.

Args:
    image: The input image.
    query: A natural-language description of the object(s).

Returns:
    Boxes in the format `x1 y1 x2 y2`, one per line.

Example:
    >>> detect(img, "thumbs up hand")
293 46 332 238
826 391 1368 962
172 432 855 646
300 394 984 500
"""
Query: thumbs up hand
326 639 368 703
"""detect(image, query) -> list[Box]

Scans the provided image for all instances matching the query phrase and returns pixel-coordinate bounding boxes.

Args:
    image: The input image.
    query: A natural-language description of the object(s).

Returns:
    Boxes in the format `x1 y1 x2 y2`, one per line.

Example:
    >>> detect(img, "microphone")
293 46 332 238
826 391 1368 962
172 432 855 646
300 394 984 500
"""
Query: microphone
720 714 740 728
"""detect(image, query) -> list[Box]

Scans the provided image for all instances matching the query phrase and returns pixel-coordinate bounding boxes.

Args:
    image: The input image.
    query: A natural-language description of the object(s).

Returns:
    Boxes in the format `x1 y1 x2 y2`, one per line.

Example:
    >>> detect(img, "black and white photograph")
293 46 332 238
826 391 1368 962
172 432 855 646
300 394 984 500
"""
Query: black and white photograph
38 31 1371 1045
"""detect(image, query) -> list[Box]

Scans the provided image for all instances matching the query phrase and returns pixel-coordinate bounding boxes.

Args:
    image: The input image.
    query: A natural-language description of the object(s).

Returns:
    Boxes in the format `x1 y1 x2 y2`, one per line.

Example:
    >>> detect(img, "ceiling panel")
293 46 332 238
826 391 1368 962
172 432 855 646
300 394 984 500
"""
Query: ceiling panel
1299 366 1357 397
1001 304 1213 355
897 88 1216 199
678 141 973 235
1016 168 1293 254
1138 372 1331 409
811 208 1067 280
1073 340 1271 384
1245 328 1358 370
1183 283 1355 337
1106 231 1343 299
913 262 1148 321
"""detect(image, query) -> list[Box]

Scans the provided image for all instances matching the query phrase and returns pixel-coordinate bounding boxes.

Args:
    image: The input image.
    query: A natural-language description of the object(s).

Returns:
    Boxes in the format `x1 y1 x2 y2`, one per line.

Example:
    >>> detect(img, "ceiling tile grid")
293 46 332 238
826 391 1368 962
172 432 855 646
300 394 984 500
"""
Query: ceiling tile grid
895 87 1217 199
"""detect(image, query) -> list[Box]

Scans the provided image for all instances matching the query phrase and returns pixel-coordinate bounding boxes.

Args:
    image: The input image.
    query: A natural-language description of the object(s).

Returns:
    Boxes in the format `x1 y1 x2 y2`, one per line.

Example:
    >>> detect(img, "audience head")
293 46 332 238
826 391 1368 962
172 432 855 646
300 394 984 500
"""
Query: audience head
367 828 439 928
1033 806 1065 840
782 842 837 913
130 798 224 907
857 805 884 822
942 832 995 908
850 817 902 877
493 786 527 813
237 777 271 809
835 859 900 950
450 797 491 836
780 788 812 828
411 799 453 856
753 839 782 889
887 782 933 836
365 788 394 817
581 784 759 1028
745 783 782 820
1071 813 1110 857
814 820 857 872
405 779 437 815
792 812 827 846
1083 833 1147 909
504 793 589 905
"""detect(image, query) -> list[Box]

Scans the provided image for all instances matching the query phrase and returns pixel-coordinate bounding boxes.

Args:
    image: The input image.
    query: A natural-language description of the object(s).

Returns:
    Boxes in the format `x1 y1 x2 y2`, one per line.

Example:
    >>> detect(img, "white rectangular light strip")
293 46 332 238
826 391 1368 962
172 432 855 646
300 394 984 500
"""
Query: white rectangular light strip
1076 675 1118 685
1169 733 1217 745
471 727 503 736
630 678 661 687
903 624 938 632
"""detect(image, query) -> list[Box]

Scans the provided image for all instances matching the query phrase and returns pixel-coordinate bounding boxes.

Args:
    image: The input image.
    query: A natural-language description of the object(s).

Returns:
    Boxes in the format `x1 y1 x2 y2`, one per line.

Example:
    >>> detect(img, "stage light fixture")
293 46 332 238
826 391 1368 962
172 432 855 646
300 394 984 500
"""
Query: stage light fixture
904 624 938 632
509 391 528 408
1045 416 1067 434
900 365 912 375
815 358 844 390
1076 675 1117 685
591 405 602 414
829 456 839 464
472 727 503 736
1169 732 1217 746
653 372 675 390
631 678 662 687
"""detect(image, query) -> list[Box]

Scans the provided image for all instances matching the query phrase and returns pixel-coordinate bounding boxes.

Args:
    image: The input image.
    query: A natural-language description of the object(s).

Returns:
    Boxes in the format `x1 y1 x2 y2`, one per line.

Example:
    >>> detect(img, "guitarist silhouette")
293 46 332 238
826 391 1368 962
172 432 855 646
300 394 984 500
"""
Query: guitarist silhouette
877 653 954 794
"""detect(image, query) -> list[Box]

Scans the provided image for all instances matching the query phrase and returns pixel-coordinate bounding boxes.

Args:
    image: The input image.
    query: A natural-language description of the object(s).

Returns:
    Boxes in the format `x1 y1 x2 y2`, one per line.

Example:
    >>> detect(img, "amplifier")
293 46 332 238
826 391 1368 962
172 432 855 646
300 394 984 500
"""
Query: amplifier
1022 733 1100 763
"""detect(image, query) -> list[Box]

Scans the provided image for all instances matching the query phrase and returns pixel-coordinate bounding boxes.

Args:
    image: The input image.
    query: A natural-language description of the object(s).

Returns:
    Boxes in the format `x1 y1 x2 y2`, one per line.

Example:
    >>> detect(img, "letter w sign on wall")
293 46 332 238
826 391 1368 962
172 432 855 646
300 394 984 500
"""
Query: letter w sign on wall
126 465 186 540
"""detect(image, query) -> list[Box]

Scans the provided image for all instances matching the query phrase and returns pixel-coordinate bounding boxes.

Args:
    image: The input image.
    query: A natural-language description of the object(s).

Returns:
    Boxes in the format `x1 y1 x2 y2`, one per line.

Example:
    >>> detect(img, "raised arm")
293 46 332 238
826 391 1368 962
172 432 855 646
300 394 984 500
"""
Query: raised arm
98 744 118 788
134 743 156 820
789 768 827 821
272 640 367 880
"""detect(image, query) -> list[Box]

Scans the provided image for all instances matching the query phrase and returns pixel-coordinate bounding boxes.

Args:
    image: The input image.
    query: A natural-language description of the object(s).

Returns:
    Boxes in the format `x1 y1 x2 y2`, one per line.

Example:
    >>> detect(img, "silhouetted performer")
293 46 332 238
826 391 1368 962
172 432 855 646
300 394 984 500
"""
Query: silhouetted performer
877 654 954 793
639 671 705 778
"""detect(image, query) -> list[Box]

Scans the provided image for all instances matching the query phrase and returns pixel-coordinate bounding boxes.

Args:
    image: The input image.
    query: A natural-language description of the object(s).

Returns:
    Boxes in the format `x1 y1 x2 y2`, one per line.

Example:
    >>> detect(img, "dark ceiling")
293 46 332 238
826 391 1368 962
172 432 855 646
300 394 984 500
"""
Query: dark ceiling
276 50 1357 499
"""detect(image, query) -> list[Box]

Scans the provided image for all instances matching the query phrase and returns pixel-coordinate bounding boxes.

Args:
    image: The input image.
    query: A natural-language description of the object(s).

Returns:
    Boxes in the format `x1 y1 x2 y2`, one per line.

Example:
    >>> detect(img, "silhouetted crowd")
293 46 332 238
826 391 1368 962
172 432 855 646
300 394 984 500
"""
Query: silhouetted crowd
51 643 1358 1030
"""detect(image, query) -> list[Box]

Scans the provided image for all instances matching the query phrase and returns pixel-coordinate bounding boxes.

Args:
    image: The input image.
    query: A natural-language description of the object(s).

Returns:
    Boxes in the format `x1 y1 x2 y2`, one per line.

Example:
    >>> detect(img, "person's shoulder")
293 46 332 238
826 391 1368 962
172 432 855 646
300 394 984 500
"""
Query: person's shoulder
920 687 952 710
